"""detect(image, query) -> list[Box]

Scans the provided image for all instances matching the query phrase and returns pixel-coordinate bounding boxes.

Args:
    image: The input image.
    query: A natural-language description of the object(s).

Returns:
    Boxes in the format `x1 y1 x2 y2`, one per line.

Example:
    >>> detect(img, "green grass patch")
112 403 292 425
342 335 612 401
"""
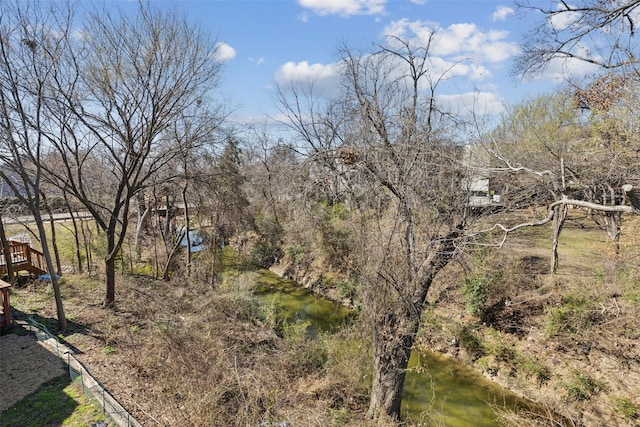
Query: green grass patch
544 292 601 337
0 376 105 427
616 267 640 305
563 369 608 402
613 396 639 421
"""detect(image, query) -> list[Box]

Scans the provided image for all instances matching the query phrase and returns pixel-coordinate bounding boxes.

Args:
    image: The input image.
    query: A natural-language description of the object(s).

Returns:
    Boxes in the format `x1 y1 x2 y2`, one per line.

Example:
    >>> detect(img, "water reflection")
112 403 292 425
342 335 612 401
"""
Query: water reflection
251 267 533 426
252 269 353 332
402 351 528 426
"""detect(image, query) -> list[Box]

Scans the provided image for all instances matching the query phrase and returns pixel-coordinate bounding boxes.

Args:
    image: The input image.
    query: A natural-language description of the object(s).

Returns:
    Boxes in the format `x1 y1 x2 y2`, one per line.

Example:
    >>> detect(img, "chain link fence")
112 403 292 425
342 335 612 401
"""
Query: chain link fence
27 317 143 427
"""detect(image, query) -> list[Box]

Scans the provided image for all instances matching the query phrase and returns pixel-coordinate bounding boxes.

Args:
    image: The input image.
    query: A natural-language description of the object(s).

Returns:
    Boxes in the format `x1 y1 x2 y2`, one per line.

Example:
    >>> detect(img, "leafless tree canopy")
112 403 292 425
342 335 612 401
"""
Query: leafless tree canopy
515 0 640 77
276 35 485 421
0 0 226 306
0 0 73 329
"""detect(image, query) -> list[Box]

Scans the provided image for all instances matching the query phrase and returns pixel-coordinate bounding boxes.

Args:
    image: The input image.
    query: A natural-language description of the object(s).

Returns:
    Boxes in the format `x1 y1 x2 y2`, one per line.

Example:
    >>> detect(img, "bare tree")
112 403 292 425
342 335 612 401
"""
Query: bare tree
479 104 640 276
278 37 477 421
487 92 584 272
37 2 224 306
167 111 226 280
513 0 640 264
244 127 301 232
575 74 640 253
0 0 69 330
515 0 640 78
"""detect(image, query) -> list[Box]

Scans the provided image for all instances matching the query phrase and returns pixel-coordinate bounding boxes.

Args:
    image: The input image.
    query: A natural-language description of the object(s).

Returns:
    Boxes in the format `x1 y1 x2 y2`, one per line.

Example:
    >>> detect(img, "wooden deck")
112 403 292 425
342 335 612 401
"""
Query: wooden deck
0 241 47 276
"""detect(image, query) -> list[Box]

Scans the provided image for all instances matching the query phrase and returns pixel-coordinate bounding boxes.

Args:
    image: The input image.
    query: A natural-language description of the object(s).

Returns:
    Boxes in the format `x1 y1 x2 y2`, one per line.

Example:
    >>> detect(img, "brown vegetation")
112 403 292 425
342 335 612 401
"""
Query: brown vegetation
418 214 640 426
9 268 385 426
3 210 640 426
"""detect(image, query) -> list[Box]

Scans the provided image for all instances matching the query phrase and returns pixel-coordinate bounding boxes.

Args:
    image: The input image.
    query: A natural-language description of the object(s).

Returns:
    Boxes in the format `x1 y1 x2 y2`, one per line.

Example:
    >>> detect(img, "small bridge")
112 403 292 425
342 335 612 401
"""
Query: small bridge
0 240 47 276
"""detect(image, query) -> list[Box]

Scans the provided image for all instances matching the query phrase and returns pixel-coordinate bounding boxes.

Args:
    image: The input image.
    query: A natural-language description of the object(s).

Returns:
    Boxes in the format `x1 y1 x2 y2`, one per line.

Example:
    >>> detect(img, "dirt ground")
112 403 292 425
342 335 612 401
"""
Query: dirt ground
0 326 67 413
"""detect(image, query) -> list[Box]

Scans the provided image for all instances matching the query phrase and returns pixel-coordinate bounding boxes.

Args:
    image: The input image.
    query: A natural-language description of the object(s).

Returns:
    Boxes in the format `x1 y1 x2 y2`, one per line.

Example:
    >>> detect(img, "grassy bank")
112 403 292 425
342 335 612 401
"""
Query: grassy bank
417 214 640 426
6 261 380 426
0 375 104 427
3 212 640 425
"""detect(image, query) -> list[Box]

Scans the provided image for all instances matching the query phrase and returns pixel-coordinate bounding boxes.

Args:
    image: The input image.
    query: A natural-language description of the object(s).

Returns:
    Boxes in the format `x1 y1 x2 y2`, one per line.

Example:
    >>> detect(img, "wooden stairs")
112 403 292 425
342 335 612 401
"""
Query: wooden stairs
0 240 47 276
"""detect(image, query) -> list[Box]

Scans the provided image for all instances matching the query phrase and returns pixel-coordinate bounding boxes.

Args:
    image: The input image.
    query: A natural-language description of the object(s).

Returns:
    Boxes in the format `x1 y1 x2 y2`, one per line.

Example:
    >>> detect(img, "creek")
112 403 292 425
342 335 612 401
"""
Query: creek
251 266 531 426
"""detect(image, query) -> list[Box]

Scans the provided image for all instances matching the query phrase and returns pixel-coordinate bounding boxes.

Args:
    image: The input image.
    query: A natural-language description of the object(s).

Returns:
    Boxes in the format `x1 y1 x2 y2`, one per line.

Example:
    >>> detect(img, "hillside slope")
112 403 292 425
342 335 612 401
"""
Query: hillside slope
417 214 640 426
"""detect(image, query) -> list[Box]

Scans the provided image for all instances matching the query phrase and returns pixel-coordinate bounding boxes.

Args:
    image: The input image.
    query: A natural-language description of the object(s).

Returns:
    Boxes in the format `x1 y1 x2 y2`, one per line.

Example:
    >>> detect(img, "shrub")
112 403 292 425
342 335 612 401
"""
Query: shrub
544 293 601 337
284 244 306 263
461 272 490 315
336 280 356 300
454 324 485 358
250 237 282 268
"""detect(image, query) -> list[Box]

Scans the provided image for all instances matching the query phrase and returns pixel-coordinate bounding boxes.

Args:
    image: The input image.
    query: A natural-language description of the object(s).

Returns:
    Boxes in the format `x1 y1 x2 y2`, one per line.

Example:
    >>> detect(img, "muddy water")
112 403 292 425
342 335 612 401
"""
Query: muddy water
402 350 529 425
252 267 529 426
253 270 353 332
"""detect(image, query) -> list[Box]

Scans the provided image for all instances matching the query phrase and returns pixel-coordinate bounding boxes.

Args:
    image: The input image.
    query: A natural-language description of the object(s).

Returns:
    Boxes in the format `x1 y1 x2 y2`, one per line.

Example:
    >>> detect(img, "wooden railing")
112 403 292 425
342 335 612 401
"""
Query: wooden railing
0 241 47 276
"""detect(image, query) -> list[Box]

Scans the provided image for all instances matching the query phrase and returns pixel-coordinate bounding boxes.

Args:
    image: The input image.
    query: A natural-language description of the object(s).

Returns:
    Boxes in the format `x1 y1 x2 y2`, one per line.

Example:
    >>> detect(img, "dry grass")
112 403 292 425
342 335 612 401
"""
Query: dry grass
8 210 640 426
10 269 379 426
420 211 640 426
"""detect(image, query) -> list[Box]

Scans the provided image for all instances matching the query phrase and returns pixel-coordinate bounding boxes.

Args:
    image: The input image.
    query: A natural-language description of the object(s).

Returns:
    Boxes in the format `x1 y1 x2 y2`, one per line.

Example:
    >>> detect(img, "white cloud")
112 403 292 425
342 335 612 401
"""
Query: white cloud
298 0 386 17
427 56 491 81
435 24 520 62
378 19 522 89
383 19 520 63
549 3 582 31
298 12 310 22
71 29 89 41
249 57 266 66
214 42 236 62
276 61 339 82
492 5 515 22
532 55 600 82
274 61 342 98
437 91 505 115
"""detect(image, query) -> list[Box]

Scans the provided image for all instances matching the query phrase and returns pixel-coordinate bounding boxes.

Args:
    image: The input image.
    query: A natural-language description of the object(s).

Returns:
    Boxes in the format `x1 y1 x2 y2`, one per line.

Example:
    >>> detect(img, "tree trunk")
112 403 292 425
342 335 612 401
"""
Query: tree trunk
164 194 172 243
182 182 191 277
162 228 185 281
0 213 15 284
41 192 62 275
604 212 621 255
365 227 460 422
81 219 93 273
104 231 116 307
48 210 63 275
134 193 150 262
550 201 568 273
368 311 421 421
33 210 67 331
105 256 116 307
64 193 83 274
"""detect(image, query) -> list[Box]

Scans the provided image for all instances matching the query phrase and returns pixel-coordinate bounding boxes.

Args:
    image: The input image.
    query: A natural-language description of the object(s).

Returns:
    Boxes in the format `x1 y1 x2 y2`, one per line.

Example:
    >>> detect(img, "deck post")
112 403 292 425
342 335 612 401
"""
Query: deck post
0 279 11 327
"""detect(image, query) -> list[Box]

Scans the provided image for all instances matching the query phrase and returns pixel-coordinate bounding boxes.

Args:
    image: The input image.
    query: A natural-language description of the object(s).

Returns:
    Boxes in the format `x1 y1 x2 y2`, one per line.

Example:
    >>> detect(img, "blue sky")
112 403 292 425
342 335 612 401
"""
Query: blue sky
162 1 595 126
